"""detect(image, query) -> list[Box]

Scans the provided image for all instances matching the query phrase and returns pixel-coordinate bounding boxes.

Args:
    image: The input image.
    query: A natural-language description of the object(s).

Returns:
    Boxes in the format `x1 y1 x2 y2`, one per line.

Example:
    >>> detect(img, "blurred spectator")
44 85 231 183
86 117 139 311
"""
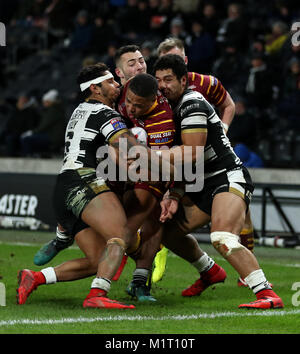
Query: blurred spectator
20 90 66 156
135 0 152 36
282 57 300 98
173 0 200 14
1 0 300 166
277 89 300 131
200 3 220 37
4 93 41 157
212 41 248 92
186 19 215 73
89 15 118 56
82 56 97 68
155 0 174 37
11 0 49 28
265 21 289 56
100 43 118 75
159 0 174 15
168 17 188 42
247 36 271 72
45 0 79 47
280 40 300 76
245 52 273 109
140 41 157 75
149 0 161 17
216 3 248 52
115 0 140 41
250 36 266 56
277 57 300 131
149 0 173 40
274 2 295 25
69 10 93 52
234 143 264 168
227 98 257 148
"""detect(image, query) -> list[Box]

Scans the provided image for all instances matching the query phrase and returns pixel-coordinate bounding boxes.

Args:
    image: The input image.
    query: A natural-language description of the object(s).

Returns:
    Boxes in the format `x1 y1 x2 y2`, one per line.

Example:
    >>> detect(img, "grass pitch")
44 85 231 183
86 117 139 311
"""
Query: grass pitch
0 230 300 335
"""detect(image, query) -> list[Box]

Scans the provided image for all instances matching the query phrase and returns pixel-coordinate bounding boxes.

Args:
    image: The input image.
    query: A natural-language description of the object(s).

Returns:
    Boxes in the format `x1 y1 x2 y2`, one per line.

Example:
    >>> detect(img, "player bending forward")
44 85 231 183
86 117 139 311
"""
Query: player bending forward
16 63 170 309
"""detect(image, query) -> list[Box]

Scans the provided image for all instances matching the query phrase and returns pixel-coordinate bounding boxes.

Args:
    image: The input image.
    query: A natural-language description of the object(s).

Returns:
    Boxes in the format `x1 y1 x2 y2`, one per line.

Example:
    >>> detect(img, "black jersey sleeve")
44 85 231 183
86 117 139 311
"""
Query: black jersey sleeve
90 106 128 142
178 91 213 134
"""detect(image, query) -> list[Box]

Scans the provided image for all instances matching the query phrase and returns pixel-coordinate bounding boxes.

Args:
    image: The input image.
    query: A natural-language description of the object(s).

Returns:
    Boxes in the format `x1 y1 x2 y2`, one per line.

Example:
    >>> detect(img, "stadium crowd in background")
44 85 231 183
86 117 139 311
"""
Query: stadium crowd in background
0 0 300 166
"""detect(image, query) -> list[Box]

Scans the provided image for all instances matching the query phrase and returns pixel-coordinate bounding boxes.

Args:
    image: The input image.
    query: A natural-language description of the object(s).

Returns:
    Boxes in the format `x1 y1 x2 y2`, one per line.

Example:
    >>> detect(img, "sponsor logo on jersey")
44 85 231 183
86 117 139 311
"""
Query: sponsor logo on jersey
71 109 87 121
110 119 127 131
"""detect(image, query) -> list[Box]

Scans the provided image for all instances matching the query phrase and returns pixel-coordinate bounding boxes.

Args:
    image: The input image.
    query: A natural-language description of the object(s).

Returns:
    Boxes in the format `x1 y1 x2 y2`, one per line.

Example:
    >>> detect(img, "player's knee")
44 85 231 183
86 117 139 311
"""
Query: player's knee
106 237 126 257
212 213 240 231
210 231 245 257
111 225 134 250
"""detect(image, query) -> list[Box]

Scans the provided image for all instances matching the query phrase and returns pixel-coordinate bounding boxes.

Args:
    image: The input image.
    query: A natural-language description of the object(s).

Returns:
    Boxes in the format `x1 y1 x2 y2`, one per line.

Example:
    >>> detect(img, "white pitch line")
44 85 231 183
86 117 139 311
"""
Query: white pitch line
1 309 300 327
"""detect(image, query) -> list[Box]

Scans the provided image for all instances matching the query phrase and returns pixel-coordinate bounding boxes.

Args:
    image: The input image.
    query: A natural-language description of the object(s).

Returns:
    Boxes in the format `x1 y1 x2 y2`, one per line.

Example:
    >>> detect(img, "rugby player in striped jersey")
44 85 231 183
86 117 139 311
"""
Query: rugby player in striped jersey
17 63 173 309
114 47 226 300
158 37 255 288
153 54 283 309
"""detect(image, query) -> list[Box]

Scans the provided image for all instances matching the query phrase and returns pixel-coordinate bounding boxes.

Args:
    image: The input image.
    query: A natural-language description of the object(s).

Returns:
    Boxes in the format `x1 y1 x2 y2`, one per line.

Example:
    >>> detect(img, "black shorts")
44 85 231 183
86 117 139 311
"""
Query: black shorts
53 168 111 236
186 166 254 215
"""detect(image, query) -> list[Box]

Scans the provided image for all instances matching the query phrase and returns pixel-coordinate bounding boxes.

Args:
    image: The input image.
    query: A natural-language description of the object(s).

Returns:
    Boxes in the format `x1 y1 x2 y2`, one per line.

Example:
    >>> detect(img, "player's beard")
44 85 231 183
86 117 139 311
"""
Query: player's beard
102 86 120 107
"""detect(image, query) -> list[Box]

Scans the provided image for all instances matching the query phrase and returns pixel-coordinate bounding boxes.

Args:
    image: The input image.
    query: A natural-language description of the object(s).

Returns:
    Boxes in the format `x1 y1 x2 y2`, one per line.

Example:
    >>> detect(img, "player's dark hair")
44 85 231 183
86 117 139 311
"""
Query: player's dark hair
77 62 109 100
114 45 141 66
128 73 158 99
154 54 188 83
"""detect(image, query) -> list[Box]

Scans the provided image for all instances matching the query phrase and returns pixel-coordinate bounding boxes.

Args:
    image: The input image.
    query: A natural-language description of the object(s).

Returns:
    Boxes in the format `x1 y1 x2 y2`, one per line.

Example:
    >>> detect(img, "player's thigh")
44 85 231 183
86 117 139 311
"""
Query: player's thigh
210 166 254 234
177 194 211 231
140 211 162 241
81 191 130 241
123 188 158 233
210 192 246 234
163 194 210 243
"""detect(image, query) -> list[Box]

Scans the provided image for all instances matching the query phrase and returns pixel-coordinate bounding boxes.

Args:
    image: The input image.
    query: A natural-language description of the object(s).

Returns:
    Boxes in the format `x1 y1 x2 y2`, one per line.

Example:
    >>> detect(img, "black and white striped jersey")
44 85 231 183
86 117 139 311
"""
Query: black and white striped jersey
60 100 127 173
174 89 242 179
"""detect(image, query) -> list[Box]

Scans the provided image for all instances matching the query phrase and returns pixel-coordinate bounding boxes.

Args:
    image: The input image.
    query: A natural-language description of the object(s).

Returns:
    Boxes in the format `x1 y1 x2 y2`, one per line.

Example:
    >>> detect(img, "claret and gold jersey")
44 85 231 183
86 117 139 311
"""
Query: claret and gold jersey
117 80 176 149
